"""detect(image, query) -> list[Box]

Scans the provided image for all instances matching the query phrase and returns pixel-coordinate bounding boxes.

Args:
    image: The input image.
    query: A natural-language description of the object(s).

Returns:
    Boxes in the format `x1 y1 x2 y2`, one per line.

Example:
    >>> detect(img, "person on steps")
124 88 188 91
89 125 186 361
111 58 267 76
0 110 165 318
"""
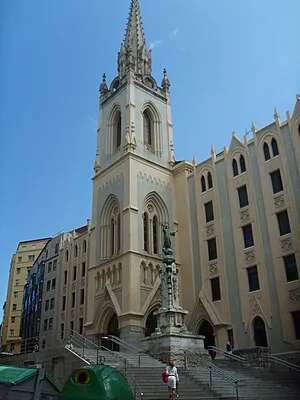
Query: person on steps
166 360 179 399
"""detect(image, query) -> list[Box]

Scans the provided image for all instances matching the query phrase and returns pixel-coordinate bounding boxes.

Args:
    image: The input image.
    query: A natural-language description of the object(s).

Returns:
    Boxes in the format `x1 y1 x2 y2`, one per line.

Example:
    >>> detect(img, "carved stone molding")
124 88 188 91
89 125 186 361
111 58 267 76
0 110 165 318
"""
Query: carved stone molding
61 312 65 320
72 283 76 291
240 209 250 224
252 302 260 316
71 310 75 318
81 278 85 288
206 224 215 237
274 194 285 209
209 262 218 275
289 288 300 303
147 204 154 213
281 238 292 252
79 306 84 316
63 287 67 294
245 250 255 264
113 205 119 216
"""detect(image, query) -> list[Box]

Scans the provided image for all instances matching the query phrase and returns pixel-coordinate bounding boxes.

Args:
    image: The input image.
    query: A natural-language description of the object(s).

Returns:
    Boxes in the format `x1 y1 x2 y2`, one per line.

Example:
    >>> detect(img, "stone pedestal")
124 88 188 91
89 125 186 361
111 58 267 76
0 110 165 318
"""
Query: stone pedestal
140 331 206 366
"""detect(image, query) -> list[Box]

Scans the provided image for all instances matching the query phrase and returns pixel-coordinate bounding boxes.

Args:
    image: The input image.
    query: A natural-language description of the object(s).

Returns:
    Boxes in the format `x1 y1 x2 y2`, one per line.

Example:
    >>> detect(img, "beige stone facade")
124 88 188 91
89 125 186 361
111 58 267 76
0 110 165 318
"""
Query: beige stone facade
81 1 300 353
2 238 50 354
5 1 300 356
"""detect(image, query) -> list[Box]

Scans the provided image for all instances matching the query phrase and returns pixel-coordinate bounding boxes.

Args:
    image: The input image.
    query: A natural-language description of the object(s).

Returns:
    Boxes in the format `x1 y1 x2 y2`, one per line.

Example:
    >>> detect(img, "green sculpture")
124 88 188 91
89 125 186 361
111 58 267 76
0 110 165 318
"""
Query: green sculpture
162 224 178 264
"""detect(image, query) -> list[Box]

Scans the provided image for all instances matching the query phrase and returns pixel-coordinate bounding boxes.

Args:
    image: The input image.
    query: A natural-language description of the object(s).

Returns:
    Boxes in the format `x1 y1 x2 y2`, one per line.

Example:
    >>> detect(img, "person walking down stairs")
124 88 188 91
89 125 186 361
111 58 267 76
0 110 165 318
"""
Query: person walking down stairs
165 360 179 399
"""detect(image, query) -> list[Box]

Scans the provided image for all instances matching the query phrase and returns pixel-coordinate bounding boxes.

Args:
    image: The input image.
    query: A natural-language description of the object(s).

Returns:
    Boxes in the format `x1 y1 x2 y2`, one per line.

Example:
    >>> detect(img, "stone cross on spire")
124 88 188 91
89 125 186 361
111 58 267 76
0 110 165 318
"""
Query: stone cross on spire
118 0 152 78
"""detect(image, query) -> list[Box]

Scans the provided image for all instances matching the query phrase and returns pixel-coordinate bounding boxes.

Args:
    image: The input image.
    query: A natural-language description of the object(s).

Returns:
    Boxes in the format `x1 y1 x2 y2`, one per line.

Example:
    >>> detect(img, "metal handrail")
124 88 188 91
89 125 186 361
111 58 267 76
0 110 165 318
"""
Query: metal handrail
108 335 142 353
179 348 243 399
104 336 142 367
208 346 246 363
68 331 144 398
270 355 300 373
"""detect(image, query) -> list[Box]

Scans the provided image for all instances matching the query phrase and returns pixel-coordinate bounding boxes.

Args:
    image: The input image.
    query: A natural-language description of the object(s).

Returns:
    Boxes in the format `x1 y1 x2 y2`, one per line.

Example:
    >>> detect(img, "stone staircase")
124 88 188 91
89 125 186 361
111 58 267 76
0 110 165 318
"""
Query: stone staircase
67 344 258 399
66 336 300 399
206 359 300 399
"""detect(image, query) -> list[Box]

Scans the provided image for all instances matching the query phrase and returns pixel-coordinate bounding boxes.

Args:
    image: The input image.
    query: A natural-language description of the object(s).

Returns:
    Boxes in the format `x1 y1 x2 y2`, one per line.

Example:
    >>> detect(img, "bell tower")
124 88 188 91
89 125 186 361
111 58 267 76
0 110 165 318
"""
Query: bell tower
87 0 177 345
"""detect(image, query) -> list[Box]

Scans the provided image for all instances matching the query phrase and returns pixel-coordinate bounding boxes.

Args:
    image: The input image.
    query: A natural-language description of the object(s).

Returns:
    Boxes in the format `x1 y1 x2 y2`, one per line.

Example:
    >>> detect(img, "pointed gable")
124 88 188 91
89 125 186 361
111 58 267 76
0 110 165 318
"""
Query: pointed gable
228 132 244 152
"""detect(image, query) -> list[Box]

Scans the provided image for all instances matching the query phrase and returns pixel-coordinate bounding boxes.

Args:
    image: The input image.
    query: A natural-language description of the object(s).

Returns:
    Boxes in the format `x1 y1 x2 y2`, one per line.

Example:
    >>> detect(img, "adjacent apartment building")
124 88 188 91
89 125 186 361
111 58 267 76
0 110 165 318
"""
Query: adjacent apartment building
2 238 50 354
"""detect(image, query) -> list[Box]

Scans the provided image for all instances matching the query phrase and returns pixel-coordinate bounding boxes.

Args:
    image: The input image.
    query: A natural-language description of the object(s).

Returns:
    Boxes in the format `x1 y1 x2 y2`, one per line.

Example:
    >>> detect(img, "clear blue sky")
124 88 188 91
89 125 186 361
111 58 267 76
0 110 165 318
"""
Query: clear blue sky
0 0 299 319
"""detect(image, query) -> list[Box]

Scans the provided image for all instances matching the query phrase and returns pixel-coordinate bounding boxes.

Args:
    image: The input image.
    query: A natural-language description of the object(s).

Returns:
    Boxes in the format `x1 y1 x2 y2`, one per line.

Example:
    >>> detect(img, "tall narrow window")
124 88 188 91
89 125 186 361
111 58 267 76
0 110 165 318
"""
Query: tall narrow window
232 159 238 176
81 262 86 278
116 112 121 148
201 176 206 192
204 201 214 223
238 185 249 208
276 210 291 236
242 224 254 248
271 138 279 157
210 277 221 301
247 266 260 292
79 318 84 335
153 215 158 254
292 311 300 340
65 250 69 262
111 218 115 256
207 172 213 189
74 245 78 258
73 266 77 281
143 213 149 252
270 170 283 193
71 292 75 308
64 270 67 285
83 240 87 253
240 155 246 173
283 254 299 282
80 288 85 305
207 238 217 261
117 214 121 253
143 111 152 146
263 142 271 161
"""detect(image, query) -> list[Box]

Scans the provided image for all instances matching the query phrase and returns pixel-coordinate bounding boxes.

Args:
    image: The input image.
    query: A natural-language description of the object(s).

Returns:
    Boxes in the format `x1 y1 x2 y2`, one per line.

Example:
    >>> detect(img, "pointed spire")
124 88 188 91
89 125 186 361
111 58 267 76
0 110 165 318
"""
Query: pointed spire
161 68 171 92
118 0 152 78
192 154 198 166
99 73 108 96
274 107 280 124
251 120 257 133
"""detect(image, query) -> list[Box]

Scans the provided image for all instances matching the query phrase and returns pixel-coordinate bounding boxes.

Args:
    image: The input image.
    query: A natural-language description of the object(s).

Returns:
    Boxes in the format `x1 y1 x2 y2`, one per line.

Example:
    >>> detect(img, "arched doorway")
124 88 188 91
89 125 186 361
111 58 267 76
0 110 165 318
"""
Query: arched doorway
198 320 215 349
253 316 268 347
102 313 119 351
145 309 158 337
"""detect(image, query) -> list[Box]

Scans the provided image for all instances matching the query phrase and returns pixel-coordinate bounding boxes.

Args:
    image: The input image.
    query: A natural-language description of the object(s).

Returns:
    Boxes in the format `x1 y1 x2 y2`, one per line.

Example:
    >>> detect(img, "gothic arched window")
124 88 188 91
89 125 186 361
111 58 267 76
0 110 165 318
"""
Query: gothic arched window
153 215 158 254
232 159 238 176
201 175 206 192
65 250 69 263
271 138 279 157
74 245 78 258
240 155 246 173
143 212 149 252
263 142 271 161
111 218 115 256
117 214 121 252
99 195 121 261
207 172 213 189
83 240 87 254
116 112 121 148
143 110 152 147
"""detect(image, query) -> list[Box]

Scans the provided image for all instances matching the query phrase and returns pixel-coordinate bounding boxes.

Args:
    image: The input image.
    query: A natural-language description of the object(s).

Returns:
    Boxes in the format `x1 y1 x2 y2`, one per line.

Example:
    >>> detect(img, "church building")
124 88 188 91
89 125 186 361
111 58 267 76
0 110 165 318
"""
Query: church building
11 0 300 356
81 0 300 353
